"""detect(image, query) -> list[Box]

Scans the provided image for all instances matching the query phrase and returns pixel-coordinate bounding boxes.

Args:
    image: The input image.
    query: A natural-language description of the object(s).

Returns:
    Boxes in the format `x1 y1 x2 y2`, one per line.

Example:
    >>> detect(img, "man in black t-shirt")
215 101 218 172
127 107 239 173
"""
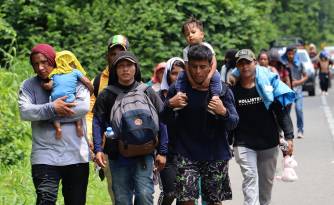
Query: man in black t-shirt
231 49 294 205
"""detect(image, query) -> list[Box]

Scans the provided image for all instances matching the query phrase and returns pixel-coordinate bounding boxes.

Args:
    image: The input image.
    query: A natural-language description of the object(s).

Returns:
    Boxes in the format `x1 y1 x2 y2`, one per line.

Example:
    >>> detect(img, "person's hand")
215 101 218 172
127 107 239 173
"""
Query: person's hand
228 76 237 86
286 139 294 156
208 97 227 116
88 140 95 160
168 92 188 109
291 80 297 87
88 140 94 152
53 96 77 117
155 154 166 172
95 152 107 168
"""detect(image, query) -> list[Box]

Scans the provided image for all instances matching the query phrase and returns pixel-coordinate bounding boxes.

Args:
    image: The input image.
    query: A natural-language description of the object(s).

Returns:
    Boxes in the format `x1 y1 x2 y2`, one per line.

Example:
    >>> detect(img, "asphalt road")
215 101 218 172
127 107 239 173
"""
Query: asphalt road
225 87 334 205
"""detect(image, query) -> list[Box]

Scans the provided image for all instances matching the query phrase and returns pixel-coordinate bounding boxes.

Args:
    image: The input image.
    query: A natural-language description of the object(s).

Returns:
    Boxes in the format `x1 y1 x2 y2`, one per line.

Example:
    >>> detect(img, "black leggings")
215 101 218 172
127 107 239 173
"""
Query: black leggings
319 72 330 92
159 155 181 205
32 163 89 205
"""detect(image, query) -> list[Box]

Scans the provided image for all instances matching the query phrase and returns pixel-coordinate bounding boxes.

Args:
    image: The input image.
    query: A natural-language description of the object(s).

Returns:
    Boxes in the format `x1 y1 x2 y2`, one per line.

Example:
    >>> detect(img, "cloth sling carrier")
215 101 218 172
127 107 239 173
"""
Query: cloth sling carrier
108 83 159 157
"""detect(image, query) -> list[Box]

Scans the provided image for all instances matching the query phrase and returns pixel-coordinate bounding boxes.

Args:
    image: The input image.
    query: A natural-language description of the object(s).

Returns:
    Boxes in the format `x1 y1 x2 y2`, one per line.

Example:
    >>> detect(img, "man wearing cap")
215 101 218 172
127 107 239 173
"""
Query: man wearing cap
231 49 294 205
85 34 129 201
18 44 90 204
281 46 308 138
93 51 167 205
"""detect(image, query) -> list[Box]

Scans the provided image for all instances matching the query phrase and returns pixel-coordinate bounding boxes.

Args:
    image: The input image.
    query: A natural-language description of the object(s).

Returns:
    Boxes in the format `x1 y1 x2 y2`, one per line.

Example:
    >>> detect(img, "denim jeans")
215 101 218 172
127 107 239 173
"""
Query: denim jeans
294 91 304 133
109 155 154 205
31 163 89 205
234 146 278 205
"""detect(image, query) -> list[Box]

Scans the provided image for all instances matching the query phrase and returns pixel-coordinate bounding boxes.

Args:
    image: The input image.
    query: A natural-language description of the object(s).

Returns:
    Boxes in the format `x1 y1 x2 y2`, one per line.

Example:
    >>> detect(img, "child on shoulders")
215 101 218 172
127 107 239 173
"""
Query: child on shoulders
175 16 221 114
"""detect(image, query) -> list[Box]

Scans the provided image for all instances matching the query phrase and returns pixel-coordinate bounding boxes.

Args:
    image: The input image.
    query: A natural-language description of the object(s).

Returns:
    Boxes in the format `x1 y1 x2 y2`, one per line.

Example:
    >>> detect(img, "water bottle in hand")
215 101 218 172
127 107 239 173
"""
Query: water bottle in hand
105 127 115 139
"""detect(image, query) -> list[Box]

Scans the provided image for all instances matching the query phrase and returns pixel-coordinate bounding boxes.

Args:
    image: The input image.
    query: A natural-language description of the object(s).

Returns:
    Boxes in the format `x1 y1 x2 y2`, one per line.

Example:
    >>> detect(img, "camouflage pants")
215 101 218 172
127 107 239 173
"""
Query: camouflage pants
175 154 232 203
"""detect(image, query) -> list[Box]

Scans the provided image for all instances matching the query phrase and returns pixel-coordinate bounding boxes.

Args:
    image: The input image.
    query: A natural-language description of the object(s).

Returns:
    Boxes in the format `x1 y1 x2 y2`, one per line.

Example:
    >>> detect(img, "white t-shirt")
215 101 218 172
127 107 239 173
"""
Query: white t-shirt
183 42 215 62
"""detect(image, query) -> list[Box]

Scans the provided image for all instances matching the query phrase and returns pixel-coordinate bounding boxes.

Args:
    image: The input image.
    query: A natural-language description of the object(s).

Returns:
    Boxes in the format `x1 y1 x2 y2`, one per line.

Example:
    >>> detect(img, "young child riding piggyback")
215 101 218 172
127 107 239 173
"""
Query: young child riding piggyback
174 16 221 114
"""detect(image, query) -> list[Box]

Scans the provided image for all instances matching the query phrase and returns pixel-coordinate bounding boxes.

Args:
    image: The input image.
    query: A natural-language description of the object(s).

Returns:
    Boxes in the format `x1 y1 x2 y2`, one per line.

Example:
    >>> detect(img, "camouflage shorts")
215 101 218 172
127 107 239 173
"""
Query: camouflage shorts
175 154 232 203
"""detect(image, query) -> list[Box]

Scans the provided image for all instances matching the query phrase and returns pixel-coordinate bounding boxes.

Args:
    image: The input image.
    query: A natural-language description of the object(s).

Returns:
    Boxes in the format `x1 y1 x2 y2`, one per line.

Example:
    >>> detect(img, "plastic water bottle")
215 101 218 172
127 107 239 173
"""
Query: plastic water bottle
105 127 115 139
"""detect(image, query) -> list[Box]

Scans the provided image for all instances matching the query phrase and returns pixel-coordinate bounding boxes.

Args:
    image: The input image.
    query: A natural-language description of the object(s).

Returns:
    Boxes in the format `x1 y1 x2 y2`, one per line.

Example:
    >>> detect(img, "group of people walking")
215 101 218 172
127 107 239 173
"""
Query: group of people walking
19 17 306 205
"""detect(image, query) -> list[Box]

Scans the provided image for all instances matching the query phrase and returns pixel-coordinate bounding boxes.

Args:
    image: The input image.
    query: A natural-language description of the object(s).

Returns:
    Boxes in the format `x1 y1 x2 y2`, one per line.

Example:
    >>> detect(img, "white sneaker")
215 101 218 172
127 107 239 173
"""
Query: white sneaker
297 132 304 139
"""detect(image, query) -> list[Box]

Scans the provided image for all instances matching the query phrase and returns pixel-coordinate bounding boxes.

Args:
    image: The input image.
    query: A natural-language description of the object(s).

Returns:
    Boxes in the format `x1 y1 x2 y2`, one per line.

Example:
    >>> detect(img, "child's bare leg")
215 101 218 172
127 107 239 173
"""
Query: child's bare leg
75 120 84 137
53 121 62 140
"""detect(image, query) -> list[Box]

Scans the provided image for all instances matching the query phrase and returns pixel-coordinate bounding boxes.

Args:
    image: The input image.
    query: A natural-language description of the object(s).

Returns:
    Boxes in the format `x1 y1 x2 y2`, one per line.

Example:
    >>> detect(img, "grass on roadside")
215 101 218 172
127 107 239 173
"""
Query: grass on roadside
0 140 111 205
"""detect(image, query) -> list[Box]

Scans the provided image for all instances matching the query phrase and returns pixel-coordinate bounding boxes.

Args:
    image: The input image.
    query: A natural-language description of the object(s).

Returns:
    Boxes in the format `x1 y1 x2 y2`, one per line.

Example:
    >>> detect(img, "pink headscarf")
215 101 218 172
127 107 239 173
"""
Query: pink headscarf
30 44 56 68
151 62 167 83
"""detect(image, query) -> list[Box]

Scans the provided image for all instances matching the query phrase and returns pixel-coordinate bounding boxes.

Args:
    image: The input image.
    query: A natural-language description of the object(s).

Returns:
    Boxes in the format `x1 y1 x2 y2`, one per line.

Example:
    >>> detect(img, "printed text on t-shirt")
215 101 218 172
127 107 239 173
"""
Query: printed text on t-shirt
238 97 263 106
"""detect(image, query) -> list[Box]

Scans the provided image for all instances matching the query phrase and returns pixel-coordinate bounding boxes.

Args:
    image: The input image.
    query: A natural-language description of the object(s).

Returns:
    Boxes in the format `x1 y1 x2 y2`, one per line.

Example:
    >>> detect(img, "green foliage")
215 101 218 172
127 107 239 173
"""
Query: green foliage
0 16 16 69
0 60 32 166
271 0 321 44
0 0 281 79
3 0 334 77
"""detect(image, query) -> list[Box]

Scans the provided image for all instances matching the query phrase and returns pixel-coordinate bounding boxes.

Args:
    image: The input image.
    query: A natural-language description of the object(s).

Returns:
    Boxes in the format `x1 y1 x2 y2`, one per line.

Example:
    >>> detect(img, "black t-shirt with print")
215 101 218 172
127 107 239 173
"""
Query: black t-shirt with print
232 84 279 150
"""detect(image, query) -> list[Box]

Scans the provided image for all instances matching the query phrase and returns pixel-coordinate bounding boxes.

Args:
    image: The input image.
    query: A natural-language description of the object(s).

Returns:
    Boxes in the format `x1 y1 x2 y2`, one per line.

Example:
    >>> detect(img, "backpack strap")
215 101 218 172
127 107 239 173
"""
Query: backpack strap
135 83 149 92
106 83 149 96
134 83 157 117
93 73 102 97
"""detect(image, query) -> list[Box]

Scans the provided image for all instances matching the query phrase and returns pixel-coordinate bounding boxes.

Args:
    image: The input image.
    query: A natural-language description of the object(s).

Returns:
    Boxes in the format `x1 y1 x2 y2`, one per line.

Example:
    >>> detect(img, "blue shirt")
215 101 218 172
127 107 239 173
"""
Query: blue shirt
51 69 84 102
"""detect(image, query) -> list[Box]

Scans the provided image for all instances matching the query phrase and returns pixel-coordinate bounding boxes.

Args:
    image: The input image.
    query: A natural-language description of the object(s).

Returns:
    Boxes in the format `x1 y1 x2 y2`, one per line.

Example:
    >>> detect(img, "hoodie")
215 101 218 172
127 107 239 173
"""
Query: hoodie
93 51 168 160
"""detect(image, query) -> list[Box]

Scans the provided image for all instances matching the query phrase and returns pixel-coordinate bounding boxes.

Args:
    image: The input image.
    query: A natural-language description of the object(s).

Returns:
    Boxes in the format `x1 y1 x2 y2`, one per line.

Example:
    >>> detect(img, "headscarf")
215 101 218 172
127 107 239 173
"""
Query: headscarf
49 50 86 78
30 44 56 68
109 51 141 85
160 57 184 91
151 62 167 83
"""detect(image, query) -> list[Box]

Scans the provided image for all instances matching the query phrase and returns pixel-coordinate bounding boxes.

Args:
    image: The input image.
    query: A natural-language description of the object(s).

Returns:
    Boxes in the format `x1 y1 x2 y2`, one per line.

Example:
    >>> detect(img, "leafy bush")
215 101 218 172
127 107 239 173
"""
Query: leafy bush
0 60 33 166
0 0 279 79
0 17 16 69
